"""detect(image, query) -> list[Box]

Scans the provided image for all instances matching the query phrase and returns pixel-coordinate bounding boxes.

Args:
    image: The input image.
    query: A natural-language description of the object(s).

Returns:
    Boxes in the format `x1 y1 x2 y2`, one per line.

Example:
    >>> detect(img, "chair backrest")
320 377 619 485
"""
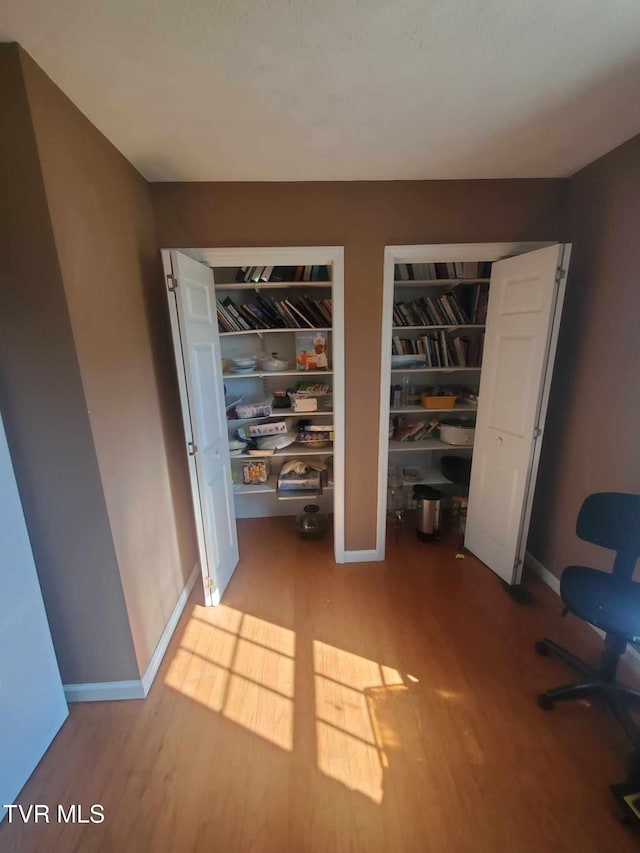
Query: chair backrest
576 492 640 581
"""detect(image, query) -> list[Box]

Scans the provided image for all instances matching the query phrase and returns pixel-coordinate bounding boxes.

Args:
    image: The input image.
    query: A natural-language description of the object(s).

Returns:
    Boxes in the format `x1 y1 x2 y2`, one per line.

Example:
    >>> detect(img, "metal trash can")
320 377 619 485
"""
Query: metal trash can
412 485 442 542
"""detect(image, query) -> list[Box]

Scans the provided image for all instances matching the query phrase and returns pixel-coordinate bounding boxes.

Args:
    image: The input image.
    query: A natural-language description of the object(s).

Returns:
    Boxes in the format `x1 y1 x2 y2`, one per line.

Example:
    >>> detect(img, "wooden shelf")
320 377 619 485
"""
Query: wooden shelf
223 369 333 379
390 404 477 415
390 367 481 374
216 281 332 291
388 439 474 452
228 410 334 426
394 278 490 287
220 327 331 337
389 469 453 487
232 445 334 459
233 475 334 496
392 325 485 331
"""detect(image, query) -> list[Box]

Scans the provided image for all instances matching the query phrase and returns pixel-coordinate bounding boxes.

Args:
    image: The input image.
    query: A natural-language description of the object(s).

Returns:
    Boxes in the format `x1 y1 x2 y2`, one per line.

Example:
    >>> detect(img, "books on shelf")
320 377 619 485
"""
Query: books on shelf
394 261 492 281
234 265 330 284
392 331 484 368
216 295 332 332
392 417 441 442
393 283 489 327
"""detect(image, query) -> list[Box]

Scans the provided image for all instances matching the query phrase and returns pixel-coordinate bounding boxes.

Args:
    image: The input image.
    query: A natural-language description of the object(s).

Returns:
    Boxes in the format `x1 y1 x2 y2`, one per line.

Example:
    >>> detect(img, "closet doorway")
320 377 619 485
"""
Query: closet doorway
379 242 571 585
161 248 345 606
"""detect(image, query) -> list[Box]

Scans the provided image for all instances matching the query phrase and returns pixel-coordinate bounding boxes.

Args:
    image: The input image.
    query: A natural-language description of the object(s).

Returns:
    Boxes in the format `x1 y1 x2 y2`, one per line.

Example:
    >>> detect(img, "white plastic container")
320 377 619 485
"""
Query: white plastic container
237 421 287 439
235 397 273 419
439 422 475 446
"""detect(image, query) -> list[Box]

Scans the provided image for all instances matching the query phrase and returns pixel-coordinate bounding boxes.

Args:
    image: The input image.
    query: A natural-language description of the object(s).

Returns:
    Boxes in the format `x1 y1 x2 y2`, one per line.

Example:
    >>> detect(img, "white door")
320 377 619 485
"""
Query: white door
169 251 239 605
0 414 68 820
465 244 569 584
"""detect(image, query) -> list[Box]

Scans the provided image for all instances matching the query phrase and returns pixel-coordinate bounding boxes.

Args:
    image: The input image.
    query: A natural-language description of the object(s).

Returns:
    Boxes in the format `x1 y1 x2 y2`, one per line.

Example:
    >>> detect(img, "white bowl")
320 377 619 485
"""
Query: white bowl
233 357 258 368
262 359 290 372
228 439 247 456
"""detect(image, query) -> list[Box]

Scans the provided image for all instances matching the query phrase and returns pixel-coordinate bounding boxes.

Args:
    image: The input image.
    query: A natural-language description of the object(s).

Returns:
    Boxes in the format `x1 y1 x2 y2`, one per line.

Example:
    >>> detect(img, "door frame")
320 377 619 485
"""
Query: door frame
378 241 564 564
162 246 347 573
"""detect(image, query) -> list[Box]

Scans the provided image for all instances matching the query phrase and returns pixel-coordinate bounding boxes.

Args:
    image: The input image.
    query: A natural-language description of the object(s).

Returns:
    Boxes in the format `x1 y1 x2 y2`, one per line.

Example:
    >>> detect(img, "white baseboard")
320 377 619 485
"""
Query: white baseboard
525 551 560 595
339 548 384 563
141 562 199 696
64 680 145 702
525 550 640 670
64 562 199 703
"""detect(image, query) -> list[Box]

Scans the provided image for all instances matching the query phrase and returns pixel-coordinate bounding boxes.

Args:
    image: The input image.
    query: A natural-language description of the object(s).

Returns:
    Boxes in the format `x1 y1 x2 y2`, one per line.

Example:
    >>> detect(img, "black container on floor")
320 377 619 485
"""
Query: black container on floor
296 504 329 540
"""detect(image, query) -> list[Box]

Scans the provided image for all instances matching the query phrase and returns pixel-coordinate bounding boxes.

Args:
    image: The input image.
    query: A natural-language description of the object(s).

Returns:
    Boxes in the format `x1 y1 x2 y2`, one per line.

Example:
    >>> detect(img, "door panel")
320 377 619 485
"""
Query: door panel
192 343 225 450
0 414 68 819
465 245 565 584
208 460 238 593
171 252 239 605
489 335 536 436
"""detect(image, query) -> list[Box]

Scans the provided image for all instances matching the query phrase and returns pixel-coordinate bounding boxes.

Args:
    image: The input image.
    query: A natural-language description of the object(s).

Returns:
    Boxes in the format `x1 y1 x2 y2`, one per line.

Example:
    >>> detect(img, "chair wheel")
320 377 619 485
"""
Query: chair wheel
535 641 549 656
537 693 554 711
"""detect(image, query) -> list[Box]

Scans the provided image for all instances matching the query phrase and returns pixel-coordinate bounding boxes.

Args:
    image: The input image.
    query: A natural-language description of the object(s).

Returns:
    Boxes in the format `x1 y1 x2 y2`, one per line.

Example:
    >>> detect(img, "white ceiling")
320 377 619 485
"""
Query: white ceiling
3 0 640 181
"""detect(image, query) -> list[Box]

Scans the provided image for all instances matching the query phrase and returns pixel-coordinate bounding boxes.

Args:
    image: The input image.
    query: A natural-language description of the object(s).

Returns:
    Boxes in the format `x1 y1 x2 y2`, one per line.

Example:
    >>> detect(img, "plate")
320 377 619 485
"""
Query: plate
391 354 427 368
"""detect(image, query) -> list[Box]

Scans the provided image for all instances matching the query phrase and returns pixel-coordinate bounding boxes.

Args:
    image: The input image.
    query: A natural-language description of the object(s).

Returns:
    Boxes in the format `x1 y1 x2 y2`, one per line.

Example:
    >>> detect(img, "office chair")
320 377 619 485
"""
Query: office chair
535 492 640 769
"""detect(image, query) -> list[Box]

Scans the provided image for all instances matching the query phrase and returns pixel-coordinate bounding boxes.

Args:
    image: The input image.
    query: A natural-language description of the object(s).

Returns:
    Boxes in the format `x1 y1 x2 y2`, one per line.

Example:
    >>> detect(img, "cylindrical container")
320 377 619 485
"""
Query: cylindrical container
296 504 329 540
412 485 442 542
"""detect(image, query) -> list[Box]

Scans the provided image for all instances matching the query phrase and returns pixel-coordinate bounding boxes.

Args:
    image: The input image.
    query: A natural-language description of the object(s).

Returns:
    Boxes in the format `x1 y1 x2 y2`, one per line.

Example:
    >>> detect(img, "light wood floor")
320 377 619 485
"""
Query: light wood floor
2 517 638 852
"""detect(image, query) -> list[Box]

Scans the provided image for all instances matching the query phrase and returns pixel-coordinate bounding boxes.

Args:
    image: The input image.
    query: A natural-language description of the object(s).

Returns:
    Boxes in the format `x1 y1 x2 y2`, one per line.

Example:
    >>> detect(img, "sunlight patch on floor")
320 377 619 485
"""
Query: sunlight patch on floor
165 605 411 797
164 604 295 751
313 640 405 804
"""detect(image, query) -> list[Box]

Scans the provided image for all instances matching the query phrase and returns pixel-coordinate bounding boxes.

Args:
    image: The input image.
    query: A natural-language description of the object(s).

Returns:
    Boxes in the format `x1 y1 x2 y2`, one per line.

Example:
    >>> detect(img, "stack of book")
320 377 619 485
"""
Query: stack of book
392 331 484 367
234 265 330 283
217 295 332 332
395 262 491 281
393 284 488 326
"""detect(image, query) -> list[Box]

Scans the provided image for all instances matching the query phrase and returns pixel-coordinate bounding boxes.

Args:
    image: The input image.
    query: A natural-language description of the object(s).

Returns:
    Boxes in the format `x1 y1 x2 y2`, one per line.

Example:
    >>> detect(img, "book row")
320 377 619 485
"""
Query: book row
393 286 488 327
217 295 332 332
391 417 441 442
233 265 331 283
395 261 492 281
392 332 484 368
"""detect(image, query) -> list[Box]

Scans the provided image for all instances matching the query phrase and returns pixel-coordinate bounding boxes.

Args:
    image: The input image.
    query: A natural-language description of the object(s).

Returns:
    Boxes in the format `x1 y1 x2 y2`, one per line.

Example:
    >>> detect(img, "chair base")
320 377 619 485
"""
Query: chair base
535 638 640 751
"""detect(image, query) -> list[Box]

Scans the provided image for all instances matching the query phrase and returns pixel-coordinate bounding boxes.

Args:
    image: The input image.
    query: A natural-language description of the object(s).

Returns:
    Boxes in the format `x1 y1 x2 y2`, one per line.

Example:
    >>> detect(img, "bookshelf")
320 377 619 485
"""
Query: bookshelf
392 324 485 331
219 281 331 291
215 263 337 520
223 369 333 380
385 259 490 510
390 367 481 374
220 327 332 337
392 278 490 288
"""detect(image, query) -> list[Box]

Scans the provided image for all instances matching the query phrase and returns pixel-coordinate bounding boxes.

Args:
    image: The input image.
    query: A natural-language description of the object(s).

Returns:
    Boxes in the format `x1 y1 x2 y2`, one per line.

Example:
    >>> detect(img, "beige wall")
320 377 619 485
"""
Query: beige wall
17 48 199 675
152 180 568 549
528 133 640 578
0 44 139 683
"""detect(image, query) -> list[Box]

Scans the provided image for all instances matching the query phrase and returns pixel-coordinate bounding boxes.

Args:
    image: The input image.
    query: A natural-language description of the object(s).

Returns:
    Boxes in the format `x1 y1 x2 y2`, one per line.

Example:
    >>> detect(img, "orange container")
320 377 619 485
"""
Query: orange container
420 394 456 410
